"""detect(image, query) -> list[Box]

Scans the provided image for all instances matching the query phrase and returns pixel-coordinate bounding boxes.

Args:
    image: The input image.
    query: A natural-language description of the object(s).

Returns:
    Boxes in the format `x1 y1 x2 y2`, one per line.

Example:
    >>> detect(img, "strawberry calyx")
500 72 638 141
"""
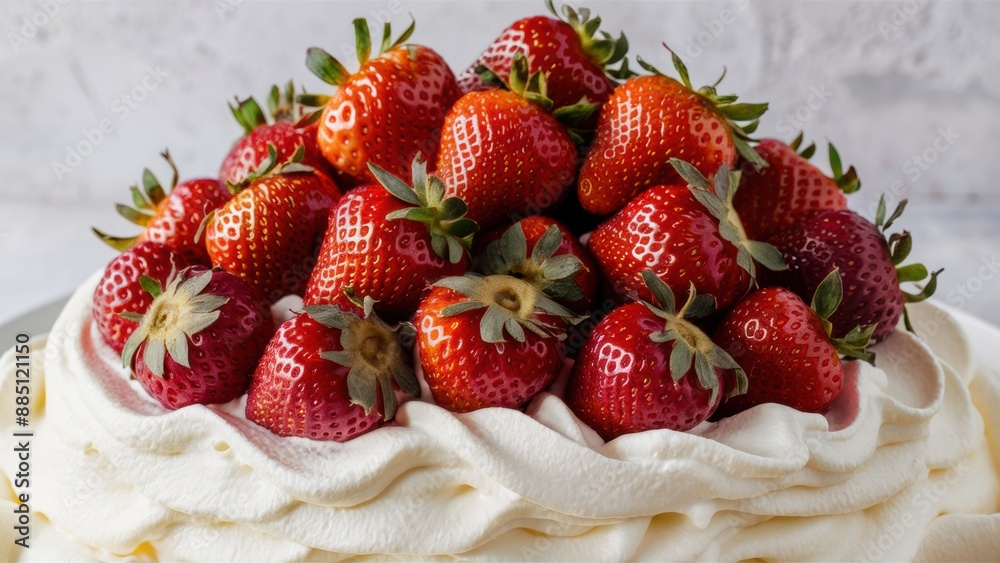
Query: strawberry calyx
225 143 313 196
638 45 768 168
368 157 478 265
299 17 416 123
476 51 600 142
229 81 299 134
120 270 229 377
543 0 628 69
810 268 876 363
873 195 944 332
304 294 419 421
669 158 788 283
477 223 585 302
435 274 583 344
92 150 180 252
789 132 861 194
638 270 746 403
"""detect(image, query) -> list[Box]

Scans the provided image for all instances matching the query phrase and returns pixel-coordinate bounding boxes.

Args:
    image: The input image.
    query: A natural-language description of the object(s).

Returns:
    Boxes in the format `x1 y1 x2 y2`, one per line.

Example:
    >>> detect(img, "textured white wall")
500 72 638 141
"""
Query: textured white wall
1 0 998 325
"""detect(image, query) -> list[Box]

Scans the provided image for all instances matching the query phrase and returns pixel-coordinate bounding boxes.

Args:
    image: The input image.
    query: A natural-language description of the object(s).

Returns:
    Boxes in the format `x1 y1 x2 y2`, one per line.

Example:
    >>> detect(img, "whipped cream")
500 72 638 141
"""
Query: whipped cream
1 270 998 561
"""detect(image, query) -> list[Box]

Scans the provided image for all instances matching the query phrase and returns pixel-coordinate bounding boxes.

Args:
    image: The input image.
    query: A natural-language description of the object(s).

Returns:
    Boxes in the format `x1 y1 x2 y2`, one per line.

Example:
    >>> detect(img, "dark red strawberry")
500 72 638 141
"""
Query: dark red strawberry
566 270 744 439
246 295 420 442
769 197 941 342
120 267 273 410
93 151 231 263
207 146 342 304
219 82 331 186
414 274 579 412
578 48 767 216
735 134 860 241
713 271 874 417
92 241 191 353
474 215 598 313
457 1 627 120
436 56 580 228
302 18 460 185
587 159 786 312
304 158 477 320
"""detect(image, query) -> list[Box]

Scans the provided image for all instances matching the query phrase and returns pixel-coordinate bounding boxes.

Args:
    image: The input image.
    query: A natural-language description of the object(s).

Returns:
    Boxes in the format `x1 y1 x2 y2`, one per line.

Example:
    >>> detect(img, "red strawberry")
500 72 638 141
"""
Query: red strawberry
414 274 579 412
475 215 598 313
219 82 331 186
93 151 231 263
206 146 342 304
587 159 786 312
768 197 941 342
713 271 874 417
436 56 580 228
304 158 477 320
92 241 191 353
246 296 420 442
566 271 744 439
457 2 627 119
121 267 273 410
302 18 460 185
578 49 768 216
735 134 860 241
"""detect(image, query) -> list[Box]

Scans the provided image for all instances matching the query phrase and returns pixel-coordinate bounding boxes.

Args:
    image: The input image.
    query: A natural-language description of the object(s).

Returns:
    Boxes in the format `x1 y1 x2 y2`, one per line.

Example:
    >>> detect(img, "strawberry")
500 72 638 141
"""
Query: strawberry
768 196 942 342
474 215 598 313
120 267 273 410
246 295 420 442
436 55 580 228
735 134 861 241
92 241 191 354
302 18 460 186
92 151 231 263
219 82 331 186
414 274 579 412
713 271 874 417
457 1 627 120
577 48 768 216
206 146 342 304
587 159 786 312
566 271 744 439
304 158 477 320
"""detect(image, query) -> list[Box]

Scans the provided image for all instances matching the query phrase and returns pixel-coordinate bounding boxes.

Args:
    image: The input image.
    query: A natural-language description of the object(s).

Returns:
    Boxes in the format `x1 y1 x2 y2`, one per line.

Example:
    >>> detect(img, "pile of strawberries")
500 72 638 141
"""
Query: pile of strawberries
90 3 940 442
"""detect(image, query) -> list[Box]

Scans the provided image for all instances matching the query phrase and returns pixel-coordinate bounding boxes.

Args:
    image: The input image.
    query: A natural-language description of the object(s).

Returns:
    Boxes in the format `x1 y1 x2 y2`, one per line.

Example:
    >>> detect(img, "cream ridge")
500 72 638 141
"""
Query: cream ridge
1 270 999 561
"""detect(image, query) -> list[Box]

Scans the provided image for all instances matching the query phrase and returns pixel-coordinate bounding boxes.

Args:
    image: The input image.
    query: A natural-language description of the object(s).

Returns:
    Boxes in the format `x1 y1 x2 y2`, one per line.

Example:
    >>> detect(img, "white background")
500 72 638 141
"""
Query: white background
1 0 998 326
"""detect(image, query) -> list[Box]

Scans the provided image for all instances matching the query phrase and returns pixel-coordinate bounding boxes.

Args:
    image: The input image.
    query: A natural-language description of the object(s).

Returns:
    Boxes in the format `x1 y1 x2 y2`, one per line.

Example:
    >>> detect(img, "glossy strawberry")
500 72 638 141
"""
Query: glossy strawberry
303 19 460 185
713 272 874 417
566 271 744 440
121 267 273 410
587 159 785 311
93 151 230 263
304 158 477 320
207 146 342 304
437 59 579 228
246 296 420 442
578 50 767 216
768 197 941 342
735 135 860 241
457 2 626 118
92 242 191 353
219 82 331 186
414 274 579 412
475 215 598 313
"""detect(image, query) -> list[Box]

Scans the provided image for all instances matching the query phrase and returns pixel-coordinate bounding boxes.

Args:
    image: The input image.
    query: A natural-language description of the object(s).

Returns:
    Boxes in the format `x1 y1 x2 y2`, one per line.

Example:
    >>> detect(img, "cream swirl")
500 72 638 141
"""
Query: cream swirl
1 271 998 561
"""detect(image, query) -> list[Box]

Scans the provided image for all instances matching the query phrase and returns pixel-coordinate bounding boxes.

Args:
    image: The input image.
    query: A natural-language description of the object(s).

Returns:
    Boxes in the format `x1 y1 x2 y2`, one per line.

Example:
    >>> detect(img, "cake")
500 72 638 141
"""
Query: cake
4 3 1000 561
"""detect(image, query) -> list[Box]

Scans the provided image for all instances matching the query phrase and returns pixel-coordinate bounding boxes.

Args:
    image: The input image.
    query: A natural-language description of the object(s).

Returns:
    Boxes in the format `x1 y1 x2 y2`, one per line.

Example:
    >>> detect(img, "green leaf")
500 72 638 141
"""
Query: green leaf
138 275 163 298
297 93 331 107
733 136 768 169
441 301 487 317
142 168 166 204
693 352 719 404
121 328 144 370
445 218 478 239
641 270 675 314
532 225 563 263
439 197 468 222
668 47 691 88
305 47 349 87
390 361 420 397
166 333 190 368
434 275 483 298
430 234 448 262
380 374 397 421
504 317 526 343
883 199 908 232
668 158 710 190
91 228 137 252
744 240 788 272
889 232 913 266
115 204 154 227
479 306 509 343
347 366 378 414
542 254 582 281
811 268 843 322
683 294 716 319
320 350 354 368
831 324 876 364
799 142 817 160
353 18 371 66
718 102 769 121
304 305 351 330
411 155 428 193
875 194 887 228
143 338 166 378
386 17 415 51
118 311 143 323
904 269 943 303
896 263 929 283
829 143 844 179
499 222 529 263
368 162 421 206
668 340 694 383
509 51 529 95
